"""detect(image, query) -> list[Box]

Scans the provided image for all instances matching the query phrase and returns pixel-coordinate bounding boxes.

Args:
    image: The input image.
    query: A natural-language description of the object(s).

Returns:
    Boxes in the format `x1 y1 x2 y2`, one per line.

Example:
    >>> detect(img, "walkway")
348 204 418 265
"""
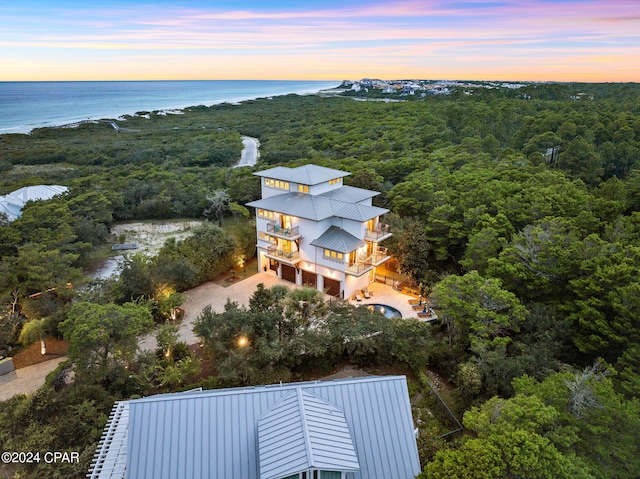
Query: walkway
0 356 66 402
233 136 260 168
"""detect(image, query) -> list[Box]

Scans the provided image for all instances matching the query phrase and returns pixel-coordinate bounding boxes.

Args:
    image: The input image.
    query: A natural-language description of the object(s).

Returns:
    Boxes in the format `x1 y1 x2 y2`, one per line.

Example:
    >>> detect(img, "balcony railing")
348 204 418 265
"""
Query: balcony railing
266 245 300 261
365 223 391 241
266 222 300 238
345 247 390 275
345 262 372 275
369 246 389 265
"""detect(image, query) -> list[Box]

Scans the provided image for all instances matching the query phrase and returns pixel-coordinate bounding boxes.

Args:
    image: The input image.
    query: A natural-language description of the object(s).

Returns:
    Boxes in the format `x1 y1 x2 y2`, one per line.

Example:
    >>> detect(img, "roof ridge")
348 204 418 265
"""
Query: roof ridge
297 388 315 468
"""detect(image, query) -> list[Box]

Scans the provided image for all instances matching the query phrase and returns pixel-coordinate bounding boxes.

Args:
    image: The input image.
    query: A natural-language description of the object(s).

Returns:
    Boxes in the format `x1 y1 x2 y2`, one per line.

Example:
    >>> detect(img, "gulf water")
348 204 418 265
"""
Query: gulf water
0 80 339 134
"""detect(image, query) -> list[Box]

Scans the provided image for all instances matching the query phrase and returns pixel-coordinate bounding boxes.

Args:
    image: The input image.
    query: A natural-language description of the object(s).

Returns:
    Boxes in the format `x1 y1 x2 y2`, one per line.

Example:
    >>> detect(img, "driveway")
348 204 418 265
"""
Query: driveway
0 357 67 402
140 272 296 350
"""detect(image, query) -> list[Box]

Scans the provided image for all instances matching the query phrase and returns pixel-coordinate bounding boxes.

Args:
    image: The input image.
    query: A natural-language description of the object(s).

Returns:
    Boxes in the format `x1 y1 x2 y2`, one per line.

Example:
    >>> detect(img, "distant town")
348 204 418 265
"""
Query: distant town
338 78 528 97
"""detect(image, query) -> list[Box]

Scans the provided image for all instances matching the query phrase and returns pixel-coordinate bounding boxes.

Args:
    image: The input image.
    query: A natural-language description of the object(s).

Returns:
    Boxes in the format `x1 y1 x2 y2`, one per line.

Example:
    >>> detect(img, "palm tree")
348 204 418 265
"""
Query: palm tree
19 318 49 355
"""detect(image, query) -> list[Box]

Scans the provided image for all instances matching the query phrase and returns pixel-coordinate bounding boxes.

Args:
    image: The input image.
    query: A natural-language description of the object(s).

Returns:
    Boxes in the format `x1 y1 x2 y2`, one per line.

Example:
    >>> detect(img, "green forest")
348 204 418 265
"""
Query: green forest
1 82 640 479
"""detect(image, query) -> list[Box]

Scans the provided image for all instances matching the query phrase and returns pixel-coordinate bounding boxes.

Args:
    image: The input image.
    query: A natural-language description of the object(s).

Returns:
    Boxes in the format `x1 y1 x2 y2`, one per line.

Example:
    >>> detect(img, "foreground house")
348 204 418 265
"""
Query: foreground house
246 165 392 299
89 376 421 479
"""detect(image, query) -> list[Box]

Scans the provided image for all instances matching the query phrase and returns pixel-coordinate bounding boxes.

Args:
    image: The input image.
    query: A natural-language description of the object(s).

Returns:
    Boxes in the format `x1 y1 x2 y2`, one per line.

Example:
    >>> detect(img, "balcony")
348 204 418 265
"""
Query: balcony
345 247 390 276
266 245 301 264
345 262 373 276
369 246 390 265
365 223 391 242
266 222 301 239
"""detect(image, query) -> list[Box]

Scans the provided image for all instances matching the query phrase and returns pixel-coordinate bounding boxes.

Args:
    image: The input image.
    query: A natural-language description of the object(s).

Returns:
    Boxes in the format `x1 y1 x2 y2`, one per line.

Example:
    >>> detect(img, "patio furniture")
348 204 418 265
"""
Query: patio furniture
363 289 371 299
355 294 363 301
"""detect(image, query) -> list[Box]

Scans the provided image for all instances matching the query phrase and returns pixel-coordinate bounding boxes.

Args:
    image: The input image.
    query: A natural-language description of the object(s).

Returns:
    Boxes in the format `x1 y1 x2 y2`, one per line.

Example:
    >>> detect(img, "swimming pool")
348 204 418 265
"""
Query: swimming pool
366 303 403 319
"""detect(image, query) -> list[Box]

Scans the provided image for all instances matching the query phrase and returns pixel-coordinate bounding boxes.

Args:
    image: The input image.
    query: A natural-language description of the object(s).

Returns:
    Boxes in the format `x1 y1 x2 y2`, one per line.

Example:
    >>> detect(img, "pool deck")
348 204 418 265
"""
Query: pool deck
346 281 437 321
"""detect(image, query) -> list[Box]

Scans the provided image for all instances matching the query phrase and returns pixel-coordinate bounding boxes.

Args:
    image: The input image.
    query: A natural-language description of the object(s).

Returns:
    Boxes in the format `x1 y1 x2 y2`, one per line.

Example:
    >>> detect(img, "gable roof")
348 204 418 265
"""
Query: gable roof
89 376 420 479
257 389 360 479
254 165 350 185
246 193 387 222
310 226 365 253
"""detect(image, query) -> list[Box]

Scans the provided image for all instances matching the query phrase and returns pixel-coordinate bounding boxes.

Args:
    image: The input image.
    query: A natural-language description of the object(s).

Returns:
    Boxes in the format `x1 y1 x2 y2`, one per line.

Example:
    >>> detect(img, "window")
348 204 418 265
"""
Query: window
259 231 276 243
257 209 276 220
265 178 289 190
298 184 309 193
323 249 343 262
328 178 343 185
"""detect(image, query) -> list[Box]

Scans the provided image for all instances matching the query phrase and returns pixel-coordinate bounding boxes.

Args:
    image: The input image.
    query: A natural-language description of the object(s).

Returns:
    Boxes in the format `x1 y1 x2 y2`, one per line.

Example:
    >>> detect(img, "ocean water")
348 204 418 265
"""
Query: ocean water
0 80 339 134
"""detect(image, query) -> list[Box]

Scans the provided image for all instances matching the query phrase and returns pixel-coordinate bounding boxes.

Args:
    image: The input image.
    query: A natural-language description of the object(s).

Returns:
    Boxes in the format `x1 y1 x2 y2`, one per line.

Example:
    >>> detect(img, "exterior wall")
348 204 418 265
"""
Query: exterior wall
345 273 372 298
308 179 344 196
260 181 293 198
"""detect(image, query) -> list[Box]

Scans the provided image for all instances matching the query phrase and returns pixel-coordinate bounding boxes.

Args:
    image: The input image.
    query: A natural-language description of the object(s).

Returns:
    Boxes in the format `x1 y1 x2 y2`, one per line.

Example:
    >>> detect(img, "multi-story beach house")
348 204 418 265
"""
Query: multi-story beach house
246 164 391 299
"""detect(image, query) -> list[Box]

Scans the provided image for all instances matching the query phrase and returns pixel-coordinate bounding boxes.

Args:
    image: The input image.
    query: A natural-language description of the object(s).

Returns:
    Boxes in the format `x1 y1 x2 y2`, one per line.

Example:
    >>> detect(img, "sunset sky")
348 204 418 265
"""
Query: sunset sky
1 0 638 82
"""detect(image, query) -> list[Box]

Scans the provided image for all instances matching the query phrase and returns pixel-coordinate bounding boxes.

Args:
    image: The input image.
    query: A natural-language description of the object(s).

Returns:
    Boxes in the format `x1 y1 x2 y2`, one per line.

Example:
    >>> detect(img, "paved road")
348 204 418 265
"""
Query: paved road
0 356 67 402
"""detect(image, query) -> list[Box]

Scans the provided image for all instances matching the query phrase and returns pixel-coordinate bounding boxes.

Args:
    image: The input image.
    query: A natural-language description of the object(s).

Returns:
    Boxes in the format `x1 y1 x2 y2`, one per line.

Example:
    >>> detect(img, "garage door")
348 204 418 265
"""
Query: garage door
281 264 296 283
323 277 341 297
302 270 317 288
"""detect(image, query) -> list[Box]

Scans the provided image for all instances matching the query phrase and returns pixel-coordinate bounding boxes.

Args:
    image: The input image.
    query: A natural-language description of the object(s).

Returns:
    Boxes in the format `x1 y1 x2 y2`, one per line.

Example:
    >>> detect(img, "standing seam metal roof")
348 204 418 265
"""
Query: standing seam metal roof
257 389 360 479
309 226 365 253
246 193 388 222
99 376 419 479
318 186 378 203
254 165 351 185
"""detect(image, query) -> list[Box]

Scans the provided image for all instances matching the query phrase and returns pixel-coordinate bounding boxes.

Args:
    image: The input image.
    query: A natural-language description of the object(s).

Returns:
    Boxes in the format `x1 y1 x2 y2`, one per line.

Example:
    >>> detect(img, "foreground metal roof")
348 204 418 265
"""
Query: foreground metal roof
89 376 420 479
257 389 360 479
254 165 350 185
247 193 388 222
310 226 365 253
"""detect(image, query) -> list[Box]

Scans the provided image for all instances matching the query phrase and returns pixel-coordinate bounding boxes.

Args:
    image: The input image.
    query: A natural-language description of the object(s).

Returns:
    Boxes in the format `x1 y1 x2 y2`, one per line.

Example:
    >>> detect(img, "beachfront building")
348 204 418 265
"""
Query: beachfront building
88 376 421 479
246 164 392 299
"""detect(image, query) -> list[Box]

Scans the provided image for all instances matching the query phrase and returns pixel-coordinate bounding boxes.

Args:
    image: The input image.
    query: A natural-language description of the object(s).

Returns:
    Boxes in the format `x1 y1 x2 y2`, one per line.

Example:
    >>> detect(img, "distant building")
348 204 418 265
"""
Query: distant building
0 185 68 222
246 164 392 299
88 376 421 479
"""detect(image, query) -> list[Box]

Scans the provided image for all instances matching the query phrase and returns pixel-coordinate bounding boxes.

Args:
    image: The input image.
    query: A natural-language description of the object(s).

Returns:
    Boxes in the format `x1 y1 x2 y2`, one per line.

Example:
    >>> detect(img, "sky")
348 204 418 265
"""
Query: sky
1 0 638 82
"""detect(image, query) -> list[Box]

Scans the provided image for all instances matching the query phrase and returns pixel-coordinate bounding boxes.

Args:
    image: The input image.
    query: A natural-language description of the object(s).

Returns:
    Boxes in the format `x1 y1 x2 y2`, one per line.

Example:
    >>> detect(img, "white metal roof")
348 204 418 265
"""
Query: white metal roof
257 389 360 479
318 186 378 204
0 184 68 221
246 193 387 222
89 376 420 479
310 226 366 253
254 165 350 185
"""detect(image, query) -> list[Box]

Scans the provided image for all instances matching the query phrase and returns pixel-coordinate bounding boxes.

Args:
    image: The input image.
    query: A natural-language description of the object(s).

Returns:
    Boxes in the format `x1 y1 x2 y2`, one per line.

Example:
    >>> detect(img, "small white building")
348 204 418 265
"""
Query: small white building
0 184 68 221
246 165 392 299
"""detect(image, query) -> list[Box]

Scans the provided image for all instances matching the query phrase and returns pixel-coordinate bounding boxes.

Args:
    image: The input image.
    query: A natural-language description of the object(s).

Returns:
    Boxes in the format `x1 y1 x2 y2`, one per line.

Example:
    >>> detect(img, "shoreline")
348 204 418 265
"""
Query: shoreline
0 81 341 135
